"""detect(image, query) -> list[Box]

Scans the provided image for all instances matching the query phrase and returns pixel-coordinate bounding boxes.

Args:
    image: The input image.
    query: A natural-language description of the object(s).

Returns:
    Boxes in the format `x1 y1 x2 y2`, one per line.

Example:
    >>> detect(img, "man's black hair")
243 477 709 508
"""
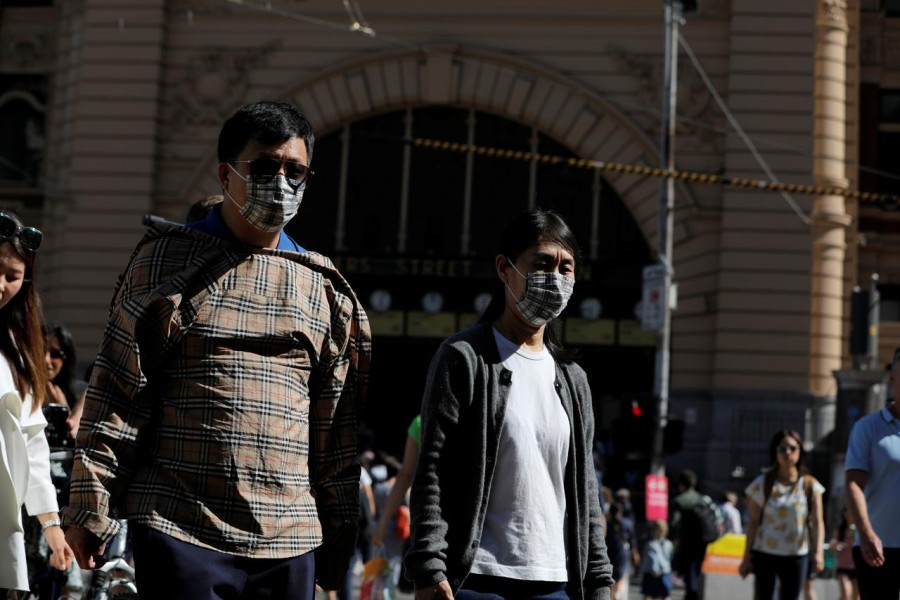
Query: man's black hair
217 101 315 164
678 469 698 490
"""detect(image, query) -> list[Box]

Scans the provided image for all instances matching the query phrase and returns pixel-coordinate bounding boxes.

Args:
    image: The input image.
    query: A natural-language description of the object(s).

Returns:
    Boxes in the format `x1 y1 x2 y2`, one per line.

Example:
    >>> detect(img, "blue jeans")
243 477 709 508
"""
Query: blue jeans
455 574 569 600
751 550 808 600
131 524 316 600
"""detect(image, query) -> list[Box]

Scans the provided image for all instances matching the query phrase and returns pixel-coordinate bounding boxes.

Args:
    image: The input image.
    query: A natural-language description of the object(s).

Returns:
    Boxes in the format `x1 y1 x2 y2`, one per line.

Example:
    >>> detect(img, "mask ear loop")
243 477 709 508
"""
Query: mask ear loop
503 256 527 303
223 163 248 212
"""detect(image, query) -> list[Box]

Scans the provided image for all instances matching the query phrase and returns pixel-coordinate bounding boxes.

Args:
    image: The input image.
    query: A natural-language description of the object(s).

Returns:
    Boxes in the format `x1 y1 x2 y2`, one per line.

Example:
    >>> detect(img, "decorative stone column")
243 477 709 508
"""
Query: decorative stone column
810 0 852 396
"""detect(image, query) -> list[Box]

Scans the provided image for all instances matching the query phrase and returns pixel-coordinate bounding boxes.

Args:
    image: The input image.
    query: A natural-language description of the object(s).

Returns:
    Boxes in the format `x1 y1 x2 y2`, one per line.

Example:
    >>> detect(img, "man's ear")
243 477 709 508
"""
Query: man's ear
217 163 231 191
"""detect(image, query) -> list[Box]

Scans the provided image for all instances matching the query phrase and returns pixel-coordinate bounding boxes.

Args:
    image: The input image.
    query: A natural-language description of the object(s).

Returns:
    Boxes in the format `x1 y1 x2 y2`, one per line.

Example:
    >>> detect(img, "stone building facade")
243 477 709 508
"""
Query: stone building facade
0 0 885 491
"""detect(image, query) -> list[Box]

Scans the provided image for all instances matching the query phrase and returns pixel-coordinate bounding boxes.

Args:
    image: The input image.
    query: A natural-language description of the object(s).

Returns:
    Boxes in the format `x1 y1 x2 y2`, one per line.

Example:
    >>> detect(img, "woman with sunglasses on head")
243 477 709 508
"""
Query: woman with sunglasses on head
739 429 825 600
405 209 614 600
0 211 75 596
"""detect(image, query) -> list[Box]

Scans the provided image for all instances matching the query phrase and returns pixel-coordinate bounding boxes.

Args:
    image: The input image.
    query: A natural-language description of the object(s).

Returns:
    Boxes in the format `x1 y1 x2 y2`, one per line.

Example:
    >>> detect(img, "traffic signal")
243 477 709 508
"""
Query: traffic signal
611 400 653 461
663 418 685 455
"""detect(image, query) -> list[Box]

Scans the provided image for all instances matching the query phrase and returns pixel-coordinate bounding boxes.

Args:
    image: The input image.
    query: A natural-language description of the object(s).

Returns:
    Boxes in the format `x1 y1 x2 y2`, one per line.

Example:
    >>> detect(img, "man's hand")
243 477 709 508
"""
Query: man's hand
65 526 107 569
859 529 885 567
415 580 453 600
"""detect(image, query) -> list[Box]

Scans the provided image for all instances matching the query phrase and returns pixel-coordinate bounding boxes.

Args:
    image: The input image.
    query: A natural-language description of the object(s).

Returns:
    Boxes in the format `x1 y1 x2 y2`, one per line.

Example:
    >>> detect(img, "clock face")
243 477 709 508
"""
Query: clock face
580 298 602 320
473 292 492 315
422 291 444 313
369 290 392 312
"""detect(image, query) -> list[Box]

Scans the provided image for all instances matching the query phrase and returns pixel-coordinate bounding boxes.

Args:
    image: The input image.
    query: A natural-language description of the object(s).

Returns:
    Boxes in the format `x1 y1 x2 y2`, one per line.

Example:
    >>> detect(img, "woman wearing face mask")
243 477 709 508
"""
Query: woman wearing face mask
0 211 75 596
405 209 614 600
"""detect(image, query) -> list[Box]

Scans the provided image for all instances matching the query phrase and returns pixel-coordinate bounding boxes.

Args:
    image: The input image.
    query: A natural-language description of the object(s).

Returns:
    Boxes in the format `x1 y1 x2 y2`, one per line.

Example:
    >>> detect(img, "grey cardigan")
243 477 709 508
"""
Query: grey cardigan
405 323 614 600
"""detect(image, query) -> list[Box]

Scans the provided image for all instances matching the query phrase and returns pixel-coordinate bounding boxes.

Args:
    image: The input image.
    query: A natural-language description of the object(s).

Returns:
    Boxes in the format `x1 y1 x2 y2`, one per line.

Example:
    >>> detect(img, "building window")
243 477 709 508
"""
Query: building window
0 76 47 188
886 0 900 16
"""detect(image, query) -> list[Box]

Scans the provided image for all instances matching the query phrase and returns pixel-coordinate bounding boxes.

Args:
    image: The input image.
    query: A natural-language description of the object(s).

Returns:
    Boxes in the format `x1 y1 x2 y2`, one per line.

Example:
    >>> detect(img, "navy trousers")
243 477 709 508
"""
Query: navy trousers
454 574 570 600
130 524 316 600
853 546 900 600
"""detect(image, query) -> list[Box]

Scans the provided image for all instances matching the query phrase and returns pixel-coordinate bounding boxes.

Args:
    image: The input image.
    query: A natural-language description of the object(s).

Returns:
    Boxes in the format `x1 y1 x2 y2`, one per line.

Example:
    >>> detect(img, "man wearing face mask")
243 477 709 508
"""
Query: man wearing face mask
62 101 371 600
406 209 614 600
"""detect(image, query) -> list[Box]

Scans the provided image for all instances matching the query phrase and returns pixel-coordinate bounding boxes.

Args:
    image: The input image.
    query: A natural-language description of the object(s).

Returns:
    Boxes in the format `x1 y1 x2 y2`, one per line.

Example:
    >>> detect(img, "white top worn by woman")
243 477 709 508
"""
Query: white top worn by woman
0 349 58 591
469 329 570 582
745 473 824 556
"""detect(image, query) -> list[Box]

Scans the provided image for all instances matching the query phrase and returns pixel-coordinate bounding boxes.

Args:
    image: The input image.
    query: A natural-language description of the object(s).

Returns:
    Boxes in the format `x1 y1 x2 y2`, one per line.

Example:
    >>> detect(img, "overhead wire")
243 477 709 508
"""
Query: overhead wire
216 0 900 202
678 34 810 225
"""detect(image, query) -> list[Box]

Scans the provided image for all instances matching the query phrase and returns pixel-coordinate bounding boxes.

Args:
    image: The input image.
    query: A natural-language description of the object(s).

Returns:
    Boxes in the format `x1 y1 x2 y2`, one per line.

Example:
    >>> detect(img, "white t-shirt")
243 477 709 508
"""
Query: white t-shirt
745 474 824 556
470 329 570 581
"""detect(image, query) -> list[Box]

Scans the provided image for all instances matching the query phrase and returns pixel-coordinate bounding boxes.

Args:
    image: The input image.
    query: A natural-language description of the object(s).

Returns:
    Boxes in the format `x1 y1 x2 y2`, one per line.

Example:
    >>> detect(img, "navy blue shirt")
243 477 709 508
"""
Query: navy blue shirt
186 204 304 252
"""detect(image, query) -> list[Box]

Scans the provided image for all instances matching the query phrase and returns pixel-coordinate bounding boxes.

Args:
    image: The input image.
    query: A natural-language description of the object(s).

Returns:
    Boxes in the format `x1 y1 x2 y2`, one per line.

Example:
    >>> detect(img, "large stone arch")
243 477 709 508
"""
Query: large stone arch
179 46 691 247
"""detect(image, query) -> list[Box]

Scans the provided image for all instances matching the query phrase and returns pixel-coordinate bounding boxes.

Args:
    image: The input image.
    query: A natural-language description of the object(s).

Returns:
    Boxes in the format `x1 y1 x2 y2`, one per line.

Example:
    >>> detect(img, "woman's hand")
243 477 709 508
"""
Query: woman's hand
738 556 752 579
813 549 825 573
415 580 453 600
43 525 75 571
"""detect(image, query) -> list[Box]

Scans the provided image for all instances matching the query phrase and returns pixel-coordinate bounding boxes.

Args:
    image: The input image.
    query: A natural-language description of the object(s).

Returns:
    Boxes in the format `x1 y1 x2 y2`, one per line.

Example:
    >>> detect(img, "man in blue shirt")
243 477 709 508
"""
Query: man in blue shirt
845 348 900 600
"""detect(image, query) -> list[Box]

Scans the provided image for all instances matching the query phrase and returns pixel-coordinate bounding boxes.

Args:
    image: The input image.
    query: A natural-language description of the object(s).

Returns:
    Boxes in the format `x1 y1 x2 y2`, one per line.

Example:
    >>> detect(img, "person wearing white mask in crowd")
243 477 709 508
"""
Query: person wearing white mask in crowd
406 209 614 600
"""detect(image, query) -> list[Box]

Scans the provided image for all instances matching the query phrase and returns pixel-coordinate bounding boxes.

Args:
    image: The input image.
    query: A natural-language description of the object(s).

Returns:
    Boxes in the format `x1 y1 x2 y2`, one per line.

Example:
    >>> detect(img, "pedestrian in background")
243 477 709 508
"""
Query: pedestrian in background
0 211 75 596
405 209 614 600
739 429 825 600
831 506 859 600
639 520 673 600
605 501 637 600
844 347 900 600
669 469 711 600
720 491 742 535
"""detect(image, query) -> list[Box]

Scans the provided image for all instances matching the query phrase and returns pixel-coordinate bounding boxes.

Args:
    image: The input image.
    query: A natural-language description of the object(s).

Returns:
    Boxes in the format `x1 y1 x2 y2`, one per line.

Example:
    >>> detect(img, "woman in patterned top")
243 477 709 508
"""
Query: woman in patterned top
738 429 825 600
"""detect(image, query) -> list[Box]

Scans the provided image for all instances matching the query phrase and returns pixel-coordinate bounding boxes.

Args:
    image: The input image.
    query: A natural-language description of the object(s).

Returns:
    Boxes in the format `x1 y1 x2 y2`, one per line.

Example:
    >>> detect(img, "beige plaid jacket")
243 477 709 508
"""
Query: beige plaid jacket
62 222 370 564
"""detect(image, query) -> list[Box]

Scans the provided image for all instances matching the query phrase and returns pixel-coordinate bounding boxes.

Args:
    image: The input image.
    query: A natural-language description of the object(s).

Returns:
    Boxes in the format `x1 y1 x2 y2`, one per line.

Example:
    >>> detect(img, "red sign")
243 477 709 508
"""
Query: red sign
645 474 669 521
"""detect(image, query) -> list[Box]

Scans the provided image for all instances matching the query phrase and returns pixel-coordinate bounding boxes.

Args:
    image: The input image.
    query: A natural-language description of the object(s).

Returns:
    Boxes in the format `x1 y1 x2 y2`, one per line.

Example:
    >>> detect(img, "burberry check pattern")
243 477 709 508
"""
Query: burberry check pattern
62 223 370 559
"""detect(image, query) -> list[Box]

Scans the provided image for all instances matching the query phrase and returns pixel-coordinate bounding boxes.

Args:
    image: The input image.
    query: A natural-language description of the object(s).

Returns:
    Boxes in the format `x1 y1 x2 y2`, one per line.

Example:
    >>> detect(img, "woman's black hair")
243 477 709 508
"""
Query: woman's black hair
478 208 581 364
768 429 808 473
43 321 78 409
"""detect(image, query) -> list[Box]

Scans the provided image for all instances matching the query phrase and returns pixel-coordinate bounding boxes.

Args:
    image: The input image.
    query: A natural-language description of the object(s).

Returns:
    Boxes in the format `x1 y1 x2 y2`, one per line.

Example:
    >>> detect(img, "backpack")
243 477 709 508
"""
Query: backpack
690 493 726 544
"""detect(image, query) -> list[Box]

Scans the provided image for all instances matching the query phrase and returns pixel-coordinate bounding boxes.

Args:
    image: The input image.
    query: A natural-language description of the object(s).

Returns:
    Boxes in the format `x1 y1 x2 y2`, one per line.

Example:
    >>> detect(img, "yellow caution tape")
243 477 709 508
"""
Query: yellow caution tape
412 137 889 206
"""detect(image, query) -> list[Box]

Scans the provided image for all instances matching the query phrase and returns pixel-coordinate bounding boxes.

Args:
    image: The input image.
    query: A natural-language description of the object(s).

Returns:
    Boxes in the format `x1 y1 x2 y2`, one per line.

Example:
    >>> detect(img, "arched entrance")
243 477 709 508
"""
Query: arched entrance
176 48 686 461
289 106 655 460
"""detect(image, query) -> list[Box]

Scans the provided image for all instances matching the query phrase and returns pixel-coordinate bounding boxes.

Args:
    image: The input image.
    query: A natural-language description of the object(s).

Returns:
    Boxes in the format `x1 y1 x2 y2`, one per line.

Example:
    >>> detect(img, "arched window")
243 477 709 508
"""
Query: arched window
288 107 657 452
0 82 47 188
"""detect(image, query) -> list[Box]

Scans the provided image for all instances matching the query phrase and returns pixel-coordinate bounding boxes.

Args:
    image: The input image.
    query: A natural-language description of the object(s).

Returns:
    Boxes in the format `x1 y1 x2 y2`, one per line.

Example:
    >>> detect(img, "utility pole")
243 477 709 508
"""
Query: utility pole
650 0 682 476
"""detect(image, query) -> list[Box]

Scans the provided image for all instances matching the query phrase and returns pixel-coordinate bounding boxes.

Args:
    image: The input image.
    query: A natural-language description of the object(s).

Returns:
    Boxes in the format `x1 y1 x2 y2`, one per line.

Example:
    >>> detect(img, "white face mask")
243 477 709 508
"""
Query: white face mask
224 164 304 233
506 257 575 326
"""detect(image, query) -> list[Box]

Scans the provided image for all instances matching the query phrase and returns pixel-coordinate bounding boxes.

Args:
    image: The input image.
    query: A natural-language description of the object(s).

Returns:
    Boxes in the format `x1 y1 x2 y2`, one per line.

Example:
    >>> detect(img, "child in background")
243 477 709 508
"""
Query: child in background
640 520 674 600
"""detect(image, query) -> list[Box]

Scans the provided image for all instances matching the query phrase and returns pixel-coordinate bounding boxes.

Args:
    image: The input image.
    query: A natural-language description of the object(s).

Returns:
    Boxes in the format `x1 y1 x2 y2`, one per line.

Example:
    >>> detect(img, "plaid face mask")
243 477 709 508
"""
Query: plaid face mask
226 165 304 233
506 258 575 326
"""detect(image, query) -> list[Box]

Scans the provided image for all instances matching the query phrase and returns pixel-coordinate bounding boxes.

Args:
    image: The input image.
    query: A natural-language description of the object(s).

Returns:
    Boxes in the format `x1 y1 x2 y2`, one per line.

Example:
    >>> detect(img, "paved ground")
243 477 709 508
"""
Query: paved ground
326 565 688 600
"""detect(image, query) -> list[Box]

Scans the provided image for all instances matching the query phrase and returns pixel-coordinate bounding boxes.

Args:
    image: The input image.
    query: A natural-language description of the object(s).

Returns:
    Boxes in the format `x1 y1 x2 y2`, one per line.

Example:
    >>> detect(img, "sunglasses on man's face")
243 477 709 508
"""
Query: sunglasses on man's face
48 349 66 360
229 157 312 188
0 212 42 252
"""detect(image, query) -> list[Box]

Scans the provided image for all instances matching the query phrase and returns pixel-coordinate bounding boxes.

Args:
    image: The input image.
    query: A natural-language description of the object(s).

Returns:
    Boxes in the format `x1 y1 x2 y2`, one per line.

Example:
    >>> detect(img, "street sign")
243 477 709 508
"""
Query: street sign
641 263 667 331
645 473 669 521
